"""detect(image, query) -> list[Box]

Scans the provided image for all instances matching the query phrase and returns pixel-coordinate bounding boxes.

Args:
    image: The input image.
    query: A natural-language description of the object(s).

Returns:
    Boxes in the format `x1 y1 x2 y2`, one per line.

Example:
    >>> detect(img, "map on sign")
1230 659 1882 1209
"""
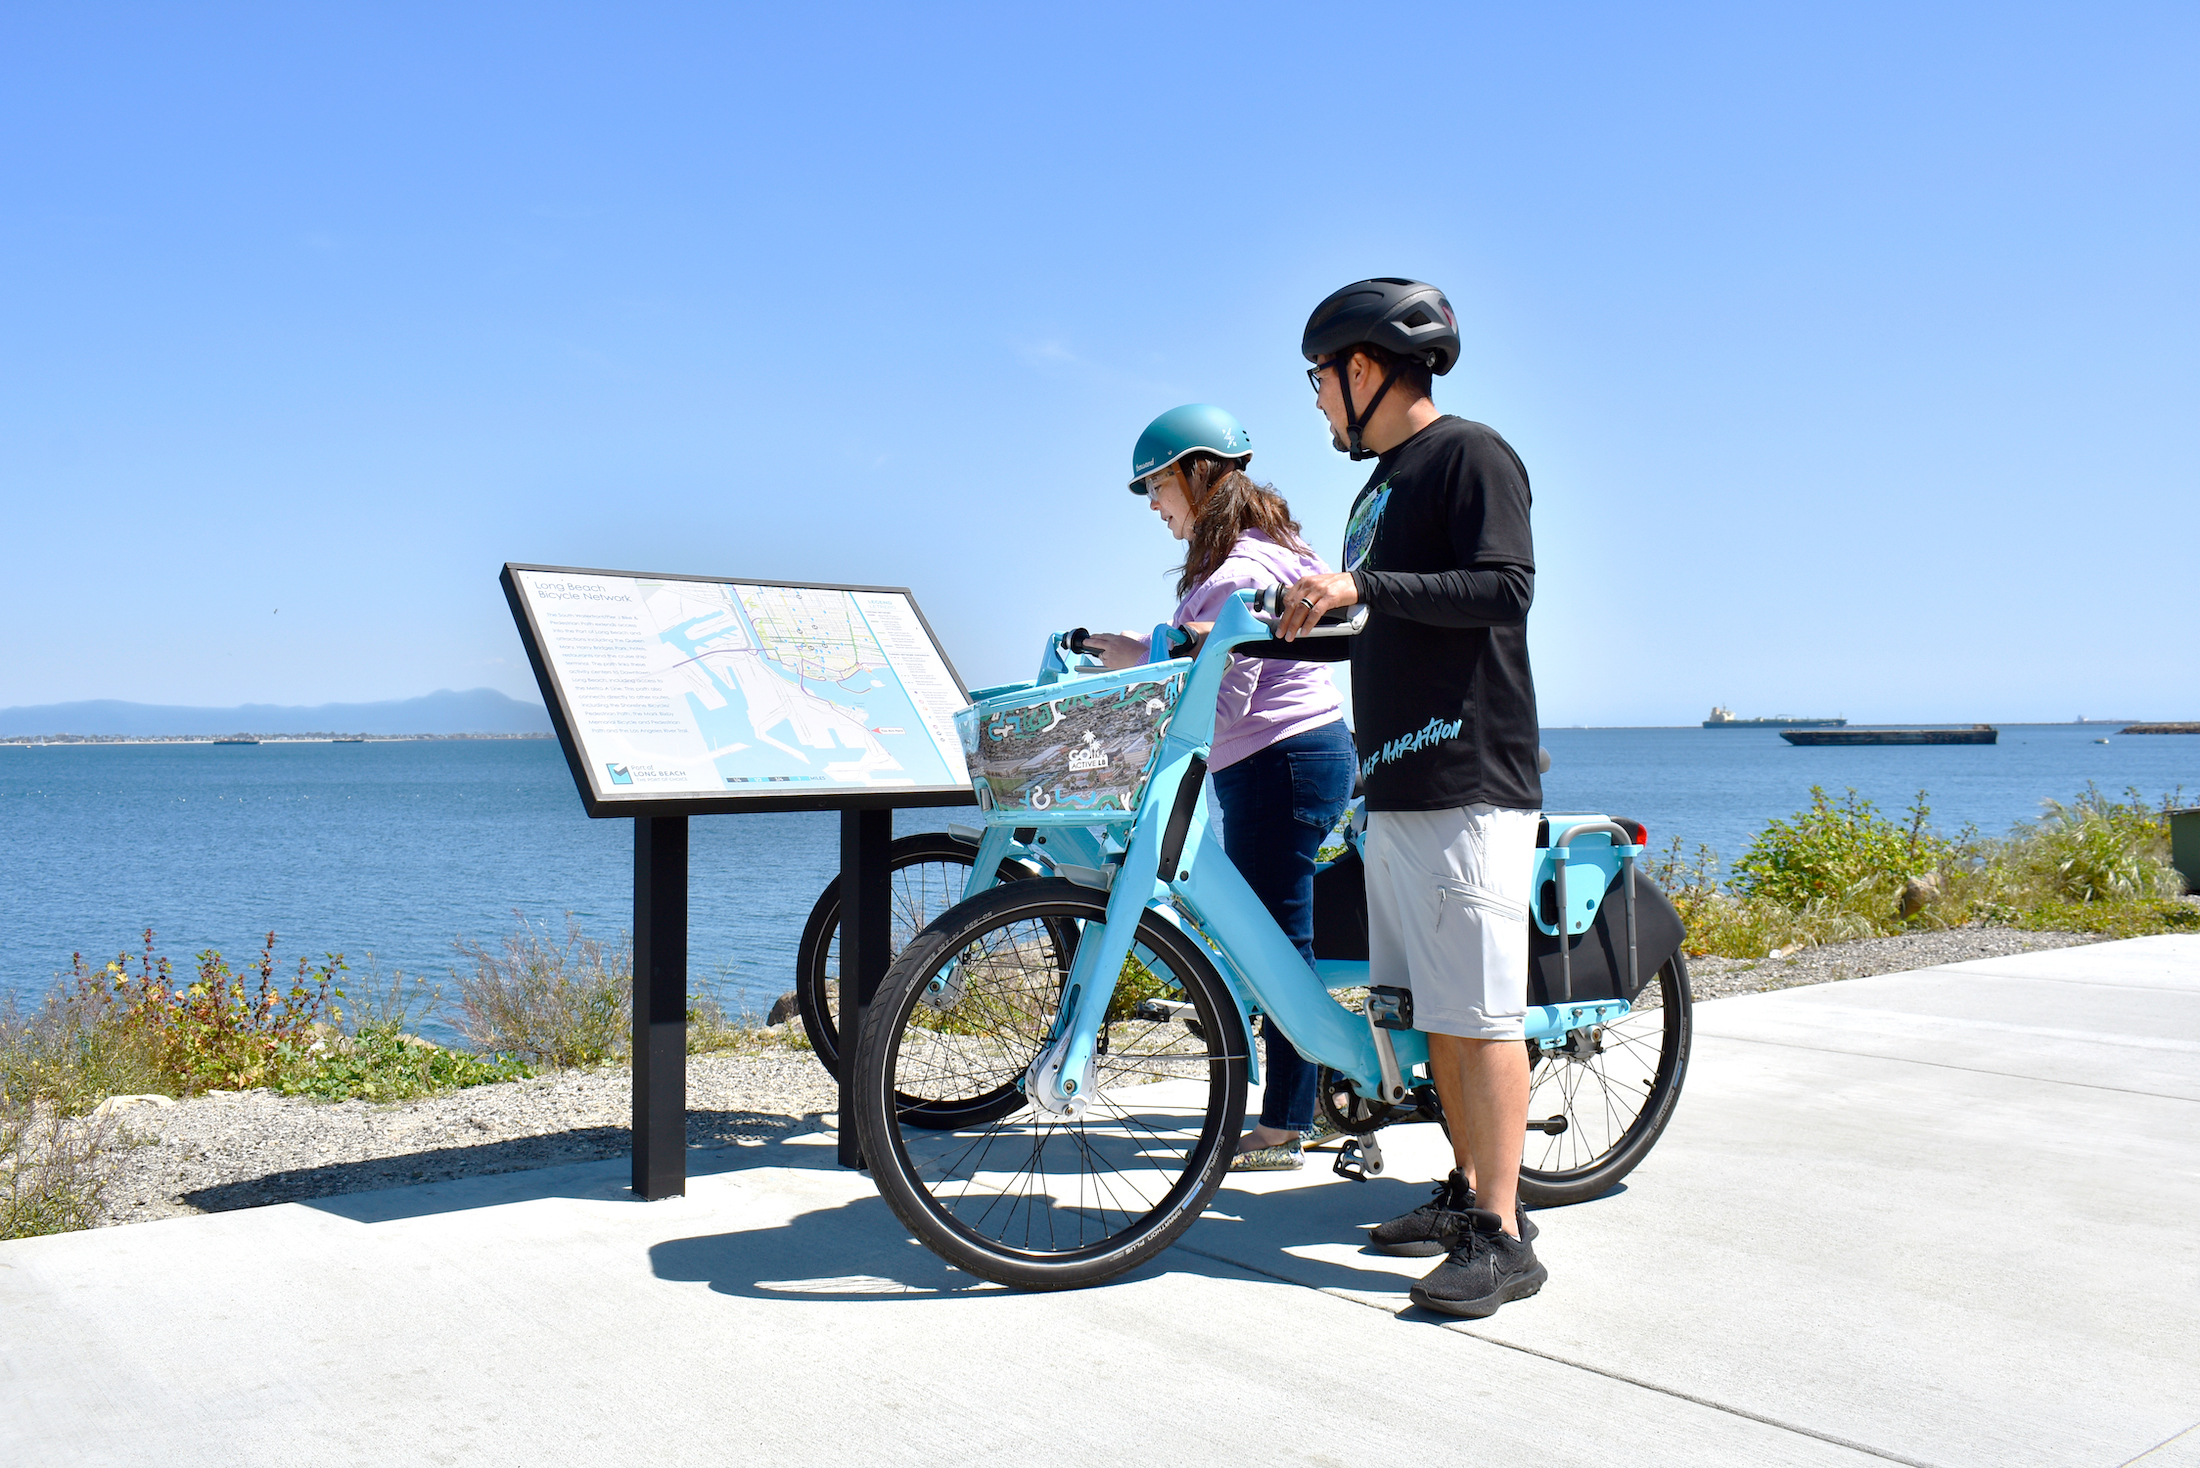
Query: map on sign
507 567 972 809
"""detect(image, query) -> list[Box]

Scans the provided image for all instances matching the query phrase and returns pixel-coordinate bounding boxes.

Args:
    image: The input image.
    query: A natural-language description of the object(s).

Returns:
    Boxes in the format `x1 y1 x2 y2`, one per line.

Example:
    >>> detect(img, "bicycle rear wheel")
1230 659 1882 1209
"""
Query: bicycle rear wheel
1517 952 1692 1208
854 879 1248 1292
794 831 1034 1079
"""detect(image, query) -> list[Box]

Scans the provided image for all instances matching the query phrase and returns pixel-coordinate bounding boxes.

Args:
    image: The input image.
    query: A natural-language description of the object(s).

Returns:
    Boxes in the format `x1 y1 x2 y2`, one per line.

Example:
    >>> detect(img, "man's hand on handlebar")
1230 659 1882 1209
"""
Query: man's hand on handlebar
1274 571 1359 642
1079 631 1149 670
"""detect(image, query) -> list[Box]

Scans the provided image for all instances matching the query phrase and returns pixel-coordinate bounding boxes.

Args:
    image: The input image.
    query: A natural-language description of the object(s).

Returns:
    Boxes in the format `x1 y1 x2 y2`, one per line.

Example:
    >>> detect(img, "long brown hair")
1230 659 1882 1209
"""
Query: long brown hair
1172 453 1309 597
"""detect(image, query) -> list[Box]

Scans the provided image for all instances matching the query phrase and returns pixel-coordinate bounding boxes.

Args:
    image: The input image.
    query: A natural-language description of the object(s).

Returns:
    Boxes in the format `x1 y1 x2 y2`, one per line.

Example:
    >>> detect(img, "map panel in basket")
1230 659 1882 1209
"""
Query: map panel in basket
961 672 1185 814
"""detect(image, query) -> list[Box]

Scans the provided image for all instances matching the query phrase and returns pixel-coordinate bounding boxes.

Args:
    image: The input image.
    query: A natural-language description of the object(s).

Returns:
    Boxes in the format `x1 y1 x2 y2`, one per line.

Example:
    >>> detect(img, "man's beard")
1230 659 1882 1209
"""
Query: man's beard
1329 425 1349 453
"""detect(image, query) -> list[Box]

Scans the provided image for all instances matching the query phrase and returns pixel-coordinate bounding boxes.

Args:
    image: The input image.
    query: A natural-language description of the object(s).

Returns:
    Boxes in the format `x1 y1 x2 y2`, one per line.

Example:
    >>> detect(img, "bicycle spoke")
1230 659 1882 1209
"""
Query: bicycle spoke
874 893 1239 1270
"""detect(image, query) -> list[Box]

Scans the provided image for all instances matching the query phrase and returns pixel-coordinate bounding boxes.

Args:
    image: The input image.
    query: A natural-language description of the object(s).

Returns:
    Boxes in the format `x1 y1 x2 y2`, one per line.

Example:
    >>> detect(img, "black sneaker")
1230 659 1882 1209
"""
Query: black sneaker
1366 1169 1537 1256
1409 1208 1548 1319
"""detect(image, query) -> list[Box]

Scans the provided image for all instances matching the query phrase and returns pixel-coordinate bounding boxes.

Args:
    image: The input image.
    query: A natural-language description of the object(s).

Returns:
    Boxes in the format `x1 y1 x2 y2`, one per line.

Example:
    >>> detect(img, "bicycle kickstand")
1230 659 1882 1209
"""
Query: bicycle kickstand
1332 1133 1385 1182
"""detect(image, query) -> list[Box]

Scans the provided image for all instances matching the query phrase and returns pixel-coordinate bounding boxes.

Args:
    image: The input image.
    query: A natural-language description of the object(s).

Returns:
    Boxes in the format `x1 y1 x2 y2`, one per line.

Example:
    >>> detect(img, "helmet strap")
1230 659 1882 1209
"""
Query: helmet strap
1339 355 1398 462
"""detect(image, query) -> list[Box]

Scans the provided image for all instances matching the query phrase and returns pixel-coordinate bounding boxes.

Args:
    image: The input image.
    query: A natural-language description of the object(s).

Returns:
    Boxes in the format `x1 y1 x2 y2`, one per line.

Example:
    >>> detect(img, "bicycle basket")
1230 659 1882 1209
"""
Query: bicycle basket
954 665 1187 818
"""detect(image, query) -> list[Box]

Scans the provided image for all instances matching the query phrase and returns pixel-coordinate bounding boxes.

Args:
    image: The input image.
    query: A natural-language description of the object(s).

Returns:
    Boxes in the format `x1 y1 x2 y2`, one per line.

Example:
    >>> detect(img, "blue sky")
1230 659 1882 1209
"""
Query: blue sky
3 3 2193 726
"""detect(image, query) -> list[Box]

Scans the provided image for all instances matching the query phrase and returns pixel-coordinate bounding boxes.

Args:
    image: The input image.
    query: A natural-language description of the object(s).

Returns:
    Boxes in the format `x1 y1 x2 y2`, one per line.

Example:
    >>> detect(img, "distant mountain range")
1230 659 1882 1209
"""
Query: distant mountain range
0 689 554 738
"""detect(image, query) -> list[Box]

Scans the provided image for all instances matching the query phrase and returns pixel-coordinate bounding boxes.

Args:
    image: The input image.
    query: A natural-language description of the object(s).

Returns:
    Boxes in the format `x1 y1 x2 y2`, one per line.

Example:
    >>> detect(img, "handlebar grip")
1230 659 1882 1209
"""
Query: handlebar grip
1065 628 1092 655
1251 586 1365 629
1249 581 1364 633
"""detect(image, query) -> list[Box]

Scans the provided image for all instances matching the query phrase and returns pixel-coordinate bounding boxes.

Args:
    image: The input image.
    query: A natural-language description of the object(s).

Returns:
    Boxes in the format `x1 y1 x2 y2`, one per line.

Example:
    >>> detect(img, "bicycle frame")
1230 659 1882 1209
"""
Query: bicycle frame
949 592 1643 1119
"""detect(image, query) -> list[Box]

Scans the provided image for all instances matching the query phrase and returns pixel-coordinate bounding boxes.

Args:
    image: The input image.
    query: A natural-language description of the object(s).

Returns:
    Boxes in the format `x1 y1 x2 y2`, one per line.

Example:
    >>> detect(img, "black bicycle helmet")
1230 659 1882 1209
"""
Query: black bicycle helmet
1302 278 1460 458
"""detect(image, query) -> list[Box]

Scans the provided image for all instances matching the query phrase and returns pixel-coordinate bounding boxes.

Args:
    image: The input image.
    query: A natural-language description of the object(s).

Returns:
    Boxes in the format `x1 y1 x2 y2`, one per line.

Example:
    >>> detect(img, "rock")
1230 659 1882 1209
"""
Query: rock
91 1094 175 1118
1898 871 1944 919
766 991 802 1026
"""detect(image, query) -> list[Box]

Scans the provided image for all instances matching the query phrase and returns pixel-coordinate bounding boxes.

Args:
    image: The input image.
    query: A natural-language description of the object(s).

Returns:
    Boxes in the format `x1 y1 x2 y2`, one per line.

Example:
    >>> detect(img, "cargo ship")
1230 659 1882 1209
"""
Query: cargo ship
1704 706 1846 729
1781 725 1997 746
210 737 260 746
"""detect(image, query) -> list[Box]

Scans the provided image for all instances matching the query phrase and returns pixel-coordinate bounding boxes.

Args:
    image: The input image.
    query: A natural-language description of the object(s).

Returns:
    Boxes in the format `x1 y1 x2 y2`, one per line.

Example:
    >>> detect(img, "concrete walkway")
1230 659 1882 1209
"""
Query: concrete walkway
5 936 2196 1468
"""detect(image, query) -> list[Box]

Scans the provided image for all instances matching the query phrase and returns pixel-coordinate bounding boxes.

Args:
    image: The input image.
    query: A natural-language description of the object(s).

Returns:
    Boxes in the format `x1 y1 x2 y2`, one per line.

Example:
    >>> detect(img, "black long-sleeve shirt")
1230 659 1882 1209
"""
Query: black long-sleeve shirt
1247 416 1542 811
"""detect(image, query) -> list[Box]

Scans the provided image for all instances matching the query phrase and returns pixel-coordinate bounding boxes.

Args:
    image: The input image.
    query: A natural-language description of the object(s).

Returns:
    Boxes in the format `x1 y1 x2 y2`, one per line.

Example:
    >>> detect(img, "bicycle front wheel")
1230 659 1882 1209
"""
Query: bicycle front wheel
794 831 1034 1079
1517 952 1692 1208
854 879 1248 1292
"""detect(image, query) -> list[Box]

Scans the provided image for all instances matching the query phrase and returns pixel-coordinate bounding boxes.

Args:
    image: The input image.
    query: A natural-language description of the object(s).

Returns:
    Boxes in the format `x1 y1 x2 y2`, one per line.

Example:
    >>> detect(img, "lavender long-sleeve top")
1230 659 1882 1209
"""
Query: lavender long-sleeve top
1150 529 1346 771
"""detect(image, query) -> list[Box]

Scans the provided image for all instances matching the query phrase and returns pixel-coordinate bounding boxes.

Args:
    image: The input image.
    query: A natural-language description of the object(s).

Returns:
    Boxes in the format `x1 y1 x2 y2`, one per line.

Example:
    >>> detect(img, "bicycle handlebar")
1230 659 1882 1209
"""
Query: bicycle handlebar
1248 586 1370 636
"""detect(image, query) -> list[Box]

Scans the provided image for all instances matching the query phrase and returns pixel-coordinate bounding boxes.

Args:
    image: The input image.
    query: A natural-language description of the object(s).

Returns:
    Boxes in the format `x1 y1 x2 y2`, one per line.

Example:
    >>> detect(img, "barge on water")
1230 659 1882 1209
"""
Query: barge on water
1781 725 1998 746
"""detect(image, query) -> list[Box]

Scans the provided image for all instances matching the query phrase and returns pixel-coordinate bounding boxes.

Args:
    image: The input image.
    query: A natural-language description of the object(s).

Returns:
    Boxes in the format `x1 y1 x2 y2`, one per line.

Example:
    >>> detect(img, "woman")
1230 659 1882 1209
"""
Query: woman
1084 404 1356 1170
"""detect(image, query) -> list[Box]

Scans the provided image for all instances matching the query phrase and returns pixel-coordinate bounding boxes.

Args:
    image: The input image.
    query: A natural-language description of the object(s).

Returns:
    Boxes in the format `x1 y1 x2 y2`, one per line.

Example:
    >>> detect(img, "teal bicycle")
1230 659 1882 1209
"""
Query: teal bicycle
851 590 1692 1290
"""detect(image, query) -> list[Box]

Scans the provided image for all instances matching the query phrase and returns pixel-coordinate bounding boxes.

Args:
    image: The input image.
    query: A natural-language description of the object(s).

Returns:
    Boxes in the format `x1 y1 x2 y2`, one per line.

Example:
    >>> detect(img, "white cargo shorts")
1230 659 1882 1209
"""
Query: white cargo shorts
1363 803 1539 1041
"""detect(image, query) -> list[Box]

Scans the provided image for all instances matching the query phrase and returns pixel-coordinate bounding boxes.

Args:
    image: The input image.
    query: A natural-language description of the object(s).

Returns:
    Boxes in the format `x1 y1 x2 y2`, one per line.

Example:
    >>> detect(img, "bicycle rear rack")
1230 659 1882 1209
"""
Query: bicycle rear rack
1548 820 1643 1003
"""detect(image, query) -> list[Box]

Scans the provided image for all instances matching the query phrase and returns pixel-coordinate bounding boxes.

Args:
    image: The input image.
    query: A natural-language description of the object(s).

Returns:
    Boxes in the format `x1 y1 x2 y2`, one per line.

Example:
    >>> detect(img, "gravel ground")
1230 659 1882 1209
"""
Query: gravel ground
70 924 2124 1231
1684 926 2109 1000
91 1049 839 1229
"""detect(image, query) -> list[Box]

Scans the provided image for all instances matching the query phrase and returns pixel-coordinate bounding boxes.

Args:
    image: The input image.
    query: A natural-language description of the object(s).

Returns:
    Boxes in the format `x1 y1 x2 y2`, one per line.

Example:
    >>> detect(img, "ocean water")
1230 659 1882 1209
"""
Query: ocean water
1 727 2190 1041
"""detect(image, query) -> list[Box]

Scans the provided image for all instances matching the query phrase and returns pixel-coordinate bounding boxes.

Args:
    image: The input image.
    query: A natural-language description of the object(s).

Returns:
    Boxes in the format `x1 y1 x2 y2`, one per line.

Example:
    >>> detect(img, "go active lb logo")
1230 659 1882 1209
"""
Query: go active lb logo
606 762 633 786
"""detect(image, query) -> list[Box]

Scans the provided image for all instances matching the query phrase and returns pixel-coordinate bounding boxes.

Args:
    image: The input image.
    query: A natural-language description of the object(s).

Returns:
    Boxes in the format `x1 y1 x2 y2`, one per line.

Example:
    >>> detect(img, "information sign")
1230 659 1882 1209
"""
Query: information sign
502 563 976 817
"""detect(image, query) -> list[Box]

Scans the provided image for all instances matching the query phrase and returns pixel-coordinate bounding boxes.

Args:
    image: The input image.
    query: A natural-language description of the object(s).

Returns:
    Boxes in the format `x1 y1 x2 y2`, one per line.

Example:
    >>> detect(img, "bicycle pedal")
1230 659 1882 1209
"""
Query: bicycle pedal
1331 1135 1384 1182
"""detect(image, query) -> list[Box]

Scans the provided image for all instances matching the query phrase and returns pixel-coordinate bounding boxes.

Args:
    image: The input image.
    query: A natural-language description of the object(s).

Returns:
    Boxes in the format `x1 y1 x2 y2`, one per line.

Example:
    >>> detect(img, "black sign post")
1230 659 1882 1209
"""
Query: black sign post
632 814 689 1199
836 807 893 1171
502 563 975 1200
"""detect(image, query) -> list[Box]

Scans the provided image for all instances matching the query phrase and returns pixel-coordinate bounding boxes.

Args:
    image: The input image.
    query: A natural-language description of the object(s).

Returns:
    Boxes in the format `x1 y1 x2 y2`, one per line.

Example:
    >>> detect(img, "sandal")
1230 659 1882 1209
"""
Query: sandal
1229 1137 1305 1171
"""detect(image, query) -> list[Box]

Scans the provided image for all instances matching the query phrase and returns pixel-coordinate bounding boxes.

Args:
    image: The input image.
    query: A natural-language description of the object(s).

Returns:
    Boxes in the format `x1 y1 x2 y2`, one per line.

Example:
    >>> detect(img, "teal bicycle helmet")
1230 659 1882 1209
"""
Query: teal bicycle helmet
1128 404 1252 494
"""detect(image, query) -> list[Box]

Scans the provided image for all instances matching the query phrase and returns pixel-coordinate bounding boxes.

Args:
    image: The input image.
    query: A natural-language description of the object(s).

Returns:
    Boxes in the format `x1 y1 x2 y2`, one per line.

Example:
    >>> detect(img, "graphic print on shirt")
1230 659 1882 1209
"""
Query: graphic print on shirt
1359 714 1463 779
1341 481 1392 572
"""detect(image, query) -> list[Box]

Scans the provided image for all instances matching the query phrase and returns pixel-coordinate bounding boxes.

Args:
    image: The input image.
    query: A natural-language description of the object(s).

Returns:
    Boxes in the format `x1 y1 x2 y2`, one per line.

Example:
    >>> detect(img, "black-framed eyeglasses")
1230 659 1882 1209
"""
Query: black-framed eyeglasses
1306 358 1344 393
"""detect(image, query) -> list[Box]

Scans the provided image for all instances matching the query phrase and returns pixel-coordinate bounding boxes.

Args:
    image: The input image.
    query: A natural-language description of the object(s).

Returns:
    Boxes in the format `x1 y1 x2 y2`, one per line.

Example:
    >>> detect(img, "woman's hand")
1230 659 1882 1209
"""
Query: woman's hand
1079 631 1149 670
1273 572 1359 641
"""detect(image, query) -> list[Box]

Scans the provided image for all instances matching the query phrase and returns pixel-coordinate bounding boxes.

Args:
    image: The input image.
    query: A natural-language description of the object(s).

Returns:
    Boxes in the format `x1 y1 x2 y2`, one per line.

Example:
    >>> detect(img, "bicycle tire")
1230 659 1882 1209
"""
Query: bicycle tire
794 831 1034 1079
854 879 1248 1291
1516 951 1692 1207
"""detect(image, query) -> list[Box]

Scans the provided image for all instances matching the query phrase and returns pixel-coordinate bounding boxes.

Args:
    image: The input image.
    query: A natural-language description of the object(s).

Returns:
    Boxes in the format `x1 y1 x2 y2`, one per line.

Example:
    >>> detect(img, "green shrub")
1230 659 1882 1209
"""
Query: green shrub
1660 784 2190 960
1973 898 2200 939
4 929 545 1119
451 915 631 1068
684 997 811 1056
0 1103 114 1241
276 1022 531 1103
1729 787 1947 912
0 984 168 1117
1998 784 2181 904
5 931 345 1102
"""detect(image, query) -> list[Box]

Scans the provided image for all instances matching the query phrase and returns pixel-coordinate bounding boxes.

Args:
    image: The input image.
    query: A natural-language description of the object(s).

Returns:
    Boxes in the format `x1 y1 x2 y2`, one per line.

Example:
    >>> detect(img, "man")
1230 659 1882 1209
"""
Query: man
1269 277 1546 1318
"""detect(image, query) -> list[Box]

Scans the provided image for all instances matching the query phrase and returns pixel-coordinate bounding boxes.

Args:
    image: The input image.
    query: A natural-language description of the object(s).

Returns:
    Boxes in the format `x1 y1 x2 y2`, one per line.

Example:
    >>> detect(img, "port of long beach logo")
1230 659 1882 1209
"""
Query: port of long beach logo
1342 481 1391 572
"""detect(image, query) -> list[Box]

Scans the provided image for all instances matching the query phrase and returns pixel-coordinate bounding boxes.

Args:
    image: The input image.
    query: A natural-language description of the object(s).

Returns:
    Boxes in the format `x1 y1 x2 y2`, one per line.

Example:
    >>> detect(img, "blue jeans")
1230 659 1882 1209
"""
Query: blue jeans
1208 719 1356 1131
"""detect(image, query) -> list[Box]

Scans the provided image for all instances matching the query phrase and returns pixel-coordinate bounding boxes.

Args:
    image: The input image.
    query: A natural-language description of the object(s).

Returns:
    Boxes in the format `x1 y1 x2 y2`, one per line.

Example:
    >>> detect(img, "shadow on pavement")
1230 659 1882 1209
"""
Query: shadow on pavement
215 1110 837 1223
645 1163 1625 1305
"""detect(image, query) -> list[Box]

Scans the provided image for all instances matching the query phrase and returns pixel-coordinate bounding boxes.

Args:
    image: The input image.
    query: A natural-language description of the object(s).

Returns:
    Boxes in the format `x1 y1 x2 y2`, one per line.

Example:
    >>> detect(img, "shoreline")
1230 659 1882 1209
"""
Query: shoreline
65 923 2114 1234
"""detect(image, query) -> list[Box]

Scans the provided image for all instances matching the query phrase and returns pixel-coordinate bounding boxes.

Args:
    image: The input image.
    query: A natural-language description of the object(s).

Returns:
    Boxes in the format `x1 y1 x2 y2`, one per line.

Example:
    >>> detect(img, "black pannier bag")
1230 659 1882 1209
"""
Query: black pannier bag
1308 841 1685 1007
1310 847 1371 961
1527 870 1684 1007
